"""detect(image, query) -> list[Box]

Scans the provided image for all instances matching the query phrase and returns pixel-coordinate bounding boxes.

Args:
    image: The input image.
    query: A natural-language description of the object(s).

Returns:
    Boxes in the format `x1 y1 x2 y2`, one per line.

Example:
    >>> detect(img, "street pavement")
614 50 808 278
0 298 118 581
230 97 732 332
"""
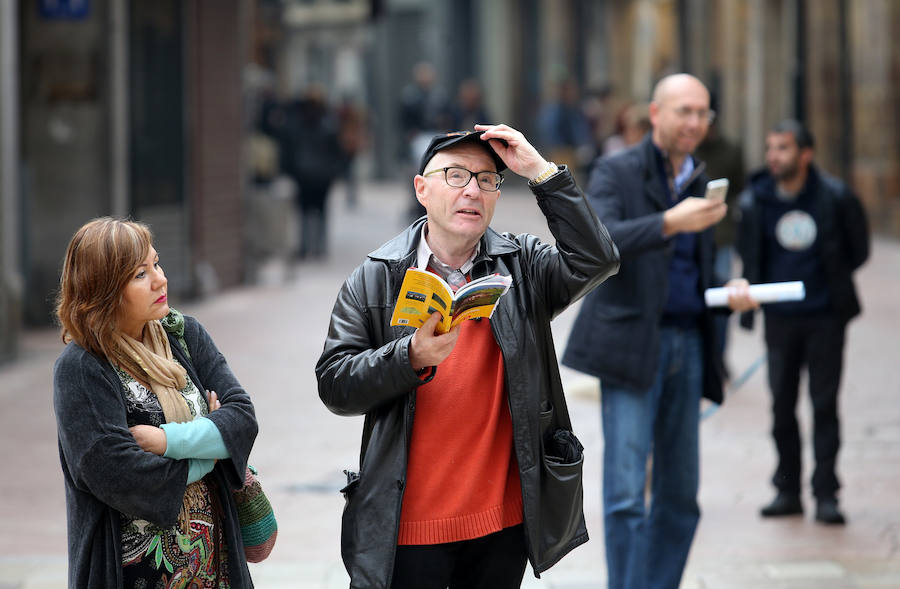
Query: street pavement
1 178 898 588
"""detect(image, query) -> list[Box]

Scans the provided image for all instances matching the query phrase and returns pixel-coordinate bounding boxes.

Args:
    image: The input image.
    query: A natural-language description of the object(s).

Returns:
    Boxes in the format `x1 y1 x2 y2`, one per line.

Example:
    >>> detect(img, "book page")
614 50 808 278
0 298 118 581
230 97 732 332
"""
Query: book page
448 275 513 329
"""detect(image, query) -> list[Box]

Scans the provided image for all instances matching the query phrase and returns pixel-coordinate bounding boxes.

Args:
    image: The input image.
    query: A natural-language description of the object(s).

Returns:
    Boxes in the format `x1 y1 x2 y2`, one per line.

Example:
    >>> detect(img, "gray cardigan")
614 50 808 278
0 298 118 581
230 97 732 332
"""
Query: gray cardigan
53 314 258 588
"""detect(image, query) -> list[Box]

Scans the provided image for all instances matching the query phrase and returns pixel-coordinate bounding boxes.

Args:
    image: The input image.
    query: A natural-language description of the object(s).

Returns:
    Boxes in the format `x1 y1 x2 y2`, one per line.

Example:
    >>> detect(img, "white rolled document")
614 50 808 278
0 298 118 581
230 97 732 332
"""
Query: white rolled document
704 281 805 307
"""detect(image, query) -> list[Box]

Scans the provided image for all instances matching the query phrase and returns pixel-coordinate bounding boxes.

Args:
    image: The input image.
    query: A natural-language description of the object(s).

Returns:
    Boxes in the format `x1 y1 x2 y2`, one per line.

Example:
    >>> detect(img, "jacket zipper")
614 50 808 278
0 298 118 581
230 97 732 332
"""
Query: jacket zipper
491 316 538 575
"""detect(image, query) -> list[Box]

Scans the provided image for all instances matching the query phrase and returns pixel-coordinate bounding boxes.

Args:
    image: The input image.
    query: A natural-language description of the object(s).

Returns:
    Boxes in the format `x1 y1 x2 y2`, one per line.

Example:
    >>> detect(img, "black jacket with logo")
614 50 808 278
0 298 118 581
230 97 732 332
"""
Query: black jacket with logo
737 165 870 328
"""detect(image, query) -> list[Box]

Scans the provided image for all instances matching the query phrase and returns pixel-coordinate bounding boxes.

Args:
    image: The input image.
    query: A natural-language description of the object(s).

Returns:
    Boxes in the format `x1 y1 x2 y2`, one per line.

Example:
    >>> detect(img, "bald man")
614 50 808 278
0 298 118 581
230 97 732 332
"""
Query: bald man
563 74 755 589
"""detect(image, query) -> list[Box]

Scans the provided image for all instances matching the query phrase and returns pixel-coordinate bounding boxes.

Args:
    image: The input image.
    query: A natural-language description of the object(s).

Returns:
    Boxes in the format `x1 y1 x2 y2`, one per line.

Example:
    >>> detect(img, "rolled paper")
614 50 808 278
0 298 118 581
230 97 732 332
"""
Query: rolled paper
704 281 805 307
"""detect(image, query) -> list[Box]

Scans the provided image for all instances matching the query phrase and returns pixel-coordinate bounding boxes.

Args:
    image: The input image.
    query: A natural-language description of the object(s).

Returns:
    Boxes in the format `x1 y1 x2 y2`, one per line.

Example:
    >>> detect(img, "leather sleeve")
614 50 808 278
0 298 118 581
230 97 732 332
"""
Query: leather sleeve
316 264 427 417
523 166 620 318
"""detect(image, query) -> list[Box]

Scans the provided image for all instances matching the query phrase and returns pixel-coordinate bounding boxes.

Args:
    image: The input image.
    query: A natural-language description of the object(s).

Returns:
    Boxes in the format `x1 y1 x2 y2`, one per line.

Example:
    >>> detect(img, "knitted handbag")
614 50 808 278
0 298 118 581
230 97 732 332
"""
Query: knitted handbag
233 465 278 562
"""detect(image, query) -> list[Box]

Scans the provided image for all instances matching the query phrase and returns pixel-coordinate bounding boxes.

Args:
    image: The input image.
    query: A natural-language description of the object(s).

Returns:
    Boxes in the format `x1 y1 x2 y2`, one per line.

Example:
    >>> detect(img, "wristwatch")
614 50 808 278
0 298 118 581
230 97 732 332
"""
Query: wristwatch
528 162 560 186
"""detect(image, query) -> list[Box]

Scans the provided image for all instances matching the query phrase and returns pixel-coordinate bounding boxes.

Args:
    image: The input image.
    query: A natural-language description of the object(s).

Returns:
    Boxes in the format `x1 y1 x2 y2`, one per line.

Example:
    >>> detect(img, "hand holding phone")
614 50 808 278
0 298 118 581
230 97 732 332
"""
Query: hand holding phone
704 178 729 202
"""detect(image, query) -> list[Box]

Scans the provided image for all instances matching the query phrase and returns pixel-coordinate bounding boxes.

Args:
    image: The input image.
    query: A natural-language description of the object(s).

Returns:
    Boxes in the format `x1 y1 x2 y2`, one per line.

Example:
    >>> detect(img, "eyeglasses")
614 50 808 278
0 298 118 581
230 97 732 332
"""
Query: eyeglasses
670 105 716 124
423 167 504 192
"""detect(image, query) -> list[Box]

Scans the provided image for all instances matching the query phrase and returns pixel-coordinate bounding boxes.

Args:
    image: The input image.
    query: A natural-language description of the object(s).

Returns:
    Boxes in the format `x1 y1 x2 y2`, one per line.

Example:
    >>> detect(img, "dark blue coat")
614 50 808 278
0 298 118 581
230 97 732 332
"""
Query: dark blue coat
562 134 726 403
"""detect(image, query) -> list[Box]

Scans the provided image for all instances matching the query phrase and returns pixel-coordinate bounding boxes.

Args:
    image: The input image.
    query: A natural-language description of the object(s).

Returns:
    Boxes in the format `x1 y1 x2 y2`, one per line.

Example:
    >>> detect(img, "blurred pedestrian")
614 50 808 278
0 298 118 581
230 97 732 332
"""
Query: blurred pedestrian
601 101 651 156
581 83 618 157
399 62 453 224
337 92 368 209
250 88 284 186
53 217 258 587
284 84 343 259
450 78 491 131
537 76 594 180
737 119 869 525
695 97 746 378
562 74 756 589
316 124 619 588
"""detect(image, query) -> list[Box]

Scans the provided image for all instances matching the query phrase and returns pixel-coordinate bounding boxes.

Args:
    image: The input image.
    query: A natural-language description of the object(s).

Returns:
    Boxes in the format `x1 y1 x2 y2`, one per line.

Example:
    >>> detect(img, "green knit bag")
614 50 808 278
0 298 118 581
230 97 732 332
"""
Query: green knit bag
233 465 278 562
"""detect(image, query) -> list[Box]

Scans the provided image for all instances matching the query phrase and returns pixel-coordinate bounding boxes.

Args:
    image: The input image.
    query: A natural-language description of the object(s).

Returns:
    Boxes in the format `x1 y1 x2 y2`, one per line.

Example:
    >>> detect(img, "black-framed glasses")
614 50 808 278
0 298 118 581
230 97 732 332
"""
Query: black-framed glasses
423 166 504 192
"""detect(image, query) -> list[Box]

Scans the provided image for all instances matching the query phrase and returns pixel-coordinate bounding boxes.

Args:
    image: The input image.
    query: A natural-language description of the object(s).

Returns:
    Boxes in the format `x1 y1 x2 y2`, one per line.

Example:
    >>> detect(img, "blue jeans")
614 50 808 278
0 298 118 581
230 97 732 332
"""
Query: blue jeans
601 326 703 589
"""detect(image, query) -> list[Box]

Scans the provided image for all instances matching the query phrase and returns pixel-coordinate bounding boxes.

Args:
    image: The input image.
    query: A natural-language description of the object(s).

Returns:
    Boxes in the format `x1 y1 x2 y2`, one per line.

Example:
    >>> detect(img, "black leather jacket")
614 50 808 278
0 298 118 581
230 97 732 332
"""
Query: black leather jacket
316 168 619 588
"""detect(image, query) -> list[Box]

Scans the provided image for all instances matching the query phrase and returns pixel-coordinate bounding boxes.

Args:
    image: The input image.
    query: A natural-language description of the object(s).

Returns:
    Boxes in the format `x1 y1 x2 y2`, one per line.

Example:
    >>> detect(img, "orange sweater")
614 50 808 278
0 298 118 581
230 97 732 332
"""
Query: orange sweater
397 318 523 545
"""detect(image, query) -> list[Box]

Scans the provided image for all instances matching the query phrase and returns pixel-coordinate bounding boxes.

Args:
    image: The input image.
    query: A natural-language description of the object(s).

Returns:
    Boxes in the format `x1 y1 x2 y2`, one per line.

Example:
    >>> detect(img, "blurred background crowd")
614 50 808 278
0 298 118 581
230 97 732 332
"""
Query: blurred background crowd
1 0 899 364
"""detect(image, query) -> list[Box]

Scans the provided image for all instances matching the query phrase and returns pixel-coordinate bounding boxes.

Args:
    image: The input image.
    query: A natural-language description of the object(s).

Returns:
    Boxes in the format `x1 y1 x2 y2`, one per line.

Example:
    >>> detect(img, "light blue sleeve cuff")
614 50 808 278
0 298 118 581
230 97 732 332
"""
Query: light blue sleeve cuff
161 416 230 460
186 458 216 484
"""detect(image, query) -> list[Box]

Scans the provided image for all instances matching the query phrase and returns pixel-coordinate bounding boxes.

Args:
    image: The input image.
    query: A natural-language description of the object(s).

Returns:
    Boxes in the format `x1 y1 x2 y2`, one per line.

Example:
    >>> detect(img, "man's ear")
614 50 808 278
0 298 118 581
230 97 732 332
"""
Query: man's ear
648 101 660 128
799 147 814 169
413 175 428 208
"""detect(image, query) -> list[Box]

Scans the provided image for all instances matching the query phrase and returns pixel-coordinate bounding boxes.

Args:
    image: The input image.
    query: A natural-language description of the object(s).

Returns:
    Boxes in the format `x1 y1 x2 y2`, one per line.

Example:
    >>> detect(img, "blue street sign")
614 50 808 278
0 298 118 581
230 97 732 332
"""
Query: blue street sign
38 0 91 20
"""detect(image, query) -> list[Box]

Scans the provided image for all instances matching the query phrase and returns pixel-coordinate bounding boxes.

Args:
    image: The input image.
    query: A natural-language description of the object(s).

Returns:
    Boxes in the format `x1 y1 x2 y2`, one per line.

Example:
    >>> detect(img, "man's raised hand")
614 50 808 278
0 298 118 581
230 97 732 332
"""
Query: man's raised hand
474 123 549 181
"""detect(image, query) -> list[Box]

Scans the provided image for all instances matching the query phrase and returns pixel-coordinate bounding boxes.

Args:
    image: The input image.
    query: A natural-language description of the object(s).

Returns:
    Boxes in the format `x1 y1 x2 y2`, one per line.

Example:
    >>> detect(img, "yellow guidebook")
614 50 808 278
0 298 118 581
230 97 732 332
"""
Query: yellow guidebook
389 267 513 335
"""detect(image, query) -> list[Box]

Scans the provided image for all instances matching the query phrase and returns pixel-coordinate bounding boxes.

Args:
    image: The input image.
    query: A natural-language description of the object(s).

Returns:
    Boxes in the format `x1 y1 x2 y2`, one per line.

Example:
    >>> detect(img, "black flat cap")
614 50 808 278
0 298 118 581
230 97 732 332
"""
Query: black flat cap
417 130 507 175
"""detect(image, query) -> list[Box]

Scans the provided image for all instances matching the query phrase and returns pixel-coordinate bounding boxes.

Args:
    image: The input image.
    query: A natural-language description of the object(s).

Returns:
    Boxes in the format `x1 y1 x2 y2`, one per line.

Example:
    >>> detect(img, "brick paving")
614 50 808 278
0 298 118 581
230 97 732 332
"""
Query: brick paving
1 179 898 587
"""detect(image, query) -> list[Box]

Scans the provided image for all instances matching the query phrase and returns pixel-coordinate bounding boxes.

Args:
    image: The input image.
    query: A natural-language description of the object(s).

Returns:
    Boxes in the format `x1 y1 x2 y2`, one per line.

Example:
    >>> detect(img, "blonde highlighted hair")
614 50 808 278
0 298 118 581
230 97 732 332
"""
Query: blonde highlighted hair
56 217 154 358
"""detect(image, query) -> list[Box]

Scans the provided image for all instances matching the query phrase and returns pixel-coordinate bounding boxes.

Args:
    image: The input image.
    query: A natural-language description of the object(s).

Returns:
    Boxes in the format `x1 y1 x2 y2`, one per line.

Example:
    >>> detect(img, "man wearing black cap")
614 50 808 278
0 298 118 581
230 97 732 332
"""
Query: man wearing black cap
316 123 619 588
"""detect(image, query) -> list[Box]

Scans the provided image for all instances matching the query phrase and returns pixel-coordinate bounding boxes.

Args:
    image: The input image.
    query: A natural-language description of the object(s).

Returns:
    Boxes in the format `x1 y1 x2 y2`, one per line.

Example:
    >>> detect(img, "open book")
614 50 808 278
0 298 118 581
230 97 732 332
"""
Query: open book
389 267 513 334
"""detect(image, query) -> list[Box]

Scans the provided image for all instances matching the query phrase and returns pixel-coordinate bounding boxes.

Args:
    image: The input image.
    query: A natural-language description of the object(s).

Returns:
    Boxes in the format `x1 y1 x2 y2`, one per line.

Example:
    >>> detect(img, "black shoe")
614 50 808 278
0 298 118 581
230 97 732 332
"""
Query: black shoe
815 497 846 525
760 492 803 517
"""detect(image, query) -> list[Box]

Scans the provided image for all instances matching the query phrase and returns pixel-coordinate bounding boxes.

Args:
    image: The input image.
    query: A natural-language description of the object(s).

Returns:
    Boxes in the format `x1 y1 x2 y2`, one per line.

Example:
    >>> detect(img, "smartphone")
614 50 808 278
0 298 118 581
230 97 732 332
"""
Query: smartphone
704 178 729 202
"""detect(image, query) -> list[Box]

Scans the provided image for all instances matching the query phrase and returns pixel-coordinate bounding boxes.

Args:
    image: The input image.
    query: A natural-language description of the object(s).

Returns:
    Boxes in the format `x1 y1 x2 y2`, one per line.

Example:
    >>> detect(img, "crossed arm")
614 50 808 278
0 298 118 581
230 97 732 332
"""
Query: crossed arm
130 391 230 483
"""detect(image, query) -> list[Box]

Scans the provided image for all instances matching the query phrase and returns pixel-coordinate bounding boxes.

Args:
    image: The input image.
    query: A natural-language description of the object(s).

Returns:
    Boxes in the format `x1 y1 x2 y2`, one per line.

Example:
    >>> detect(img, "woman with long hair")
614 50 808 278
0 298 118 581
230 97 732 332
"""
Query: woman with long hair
53 217 258 587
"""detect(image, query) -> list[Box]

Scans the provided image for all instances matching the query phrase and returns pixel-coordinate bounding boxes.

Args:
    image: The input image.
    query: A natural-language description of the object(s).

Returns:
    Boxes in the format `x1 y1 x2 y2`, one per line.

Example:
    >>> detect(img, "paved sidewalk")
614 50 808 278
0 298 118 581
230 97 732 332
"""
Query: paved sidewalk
1 180 898 588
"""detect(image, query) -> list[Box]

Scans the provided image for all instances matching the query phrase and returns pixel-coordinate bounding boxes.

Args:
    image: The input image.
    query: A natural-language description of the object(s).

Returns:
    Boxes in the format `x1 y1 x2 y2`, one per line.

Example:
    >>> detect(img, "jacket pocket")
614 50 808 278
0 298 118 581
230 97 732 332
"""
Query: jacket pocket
538 429 587 566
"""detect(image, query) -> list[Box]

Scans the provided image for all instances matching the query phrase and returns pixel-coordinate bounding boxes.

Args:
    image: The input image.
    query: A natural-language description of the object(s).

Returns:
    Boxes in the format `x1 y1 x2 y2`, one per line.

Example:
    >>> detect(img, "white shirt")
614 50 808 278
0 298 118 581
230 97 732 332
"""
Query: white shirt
415 222 480 275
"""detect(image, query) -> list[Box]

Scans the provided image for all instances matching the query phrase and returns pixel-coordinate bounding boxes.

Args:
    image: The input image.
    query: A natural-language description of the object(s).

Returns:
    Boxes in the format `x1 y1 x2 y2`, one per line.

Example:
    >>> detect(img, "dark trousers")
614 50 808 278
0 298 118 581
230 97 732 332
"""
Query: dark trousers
390 525 527 589
295 175 333 259
764 313 846 499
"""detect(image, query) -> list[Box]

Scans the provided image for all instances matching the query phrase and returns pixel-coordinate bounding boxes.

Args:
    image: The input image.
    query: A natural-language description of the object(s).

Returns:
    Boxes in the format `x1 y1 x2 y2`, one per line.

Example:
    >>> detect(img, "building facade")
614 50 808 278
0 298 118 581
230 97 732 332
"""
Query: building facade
0 0 249 361
3 0 897 363
264 0 897 230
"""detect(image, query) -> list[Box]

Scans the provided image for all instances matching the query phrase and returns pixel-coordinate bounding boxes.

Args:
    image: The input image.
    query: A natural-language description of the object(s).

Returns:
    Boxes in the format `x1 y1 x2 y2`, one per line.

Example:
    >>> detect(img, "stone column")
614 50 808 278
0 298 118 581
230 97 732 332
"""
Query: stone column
631 0 658 101
110 0 129 219
744 0 766 169
804 0 845 177
849 0 900 234
719 0 745 146
0 0 21 362
539 0 576 99
682 0 711 79
478 0 517 123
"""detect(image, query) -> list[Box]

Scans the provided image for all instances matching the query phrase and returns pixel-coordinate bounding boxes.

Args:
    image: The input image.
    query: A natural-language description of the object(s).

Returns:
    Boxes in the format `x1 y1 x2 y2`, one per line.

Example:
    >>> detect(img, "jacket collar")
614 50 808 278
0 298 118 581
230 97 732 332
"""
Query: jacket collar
368 215 520 266
748 164 822 200
637 134 706 208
